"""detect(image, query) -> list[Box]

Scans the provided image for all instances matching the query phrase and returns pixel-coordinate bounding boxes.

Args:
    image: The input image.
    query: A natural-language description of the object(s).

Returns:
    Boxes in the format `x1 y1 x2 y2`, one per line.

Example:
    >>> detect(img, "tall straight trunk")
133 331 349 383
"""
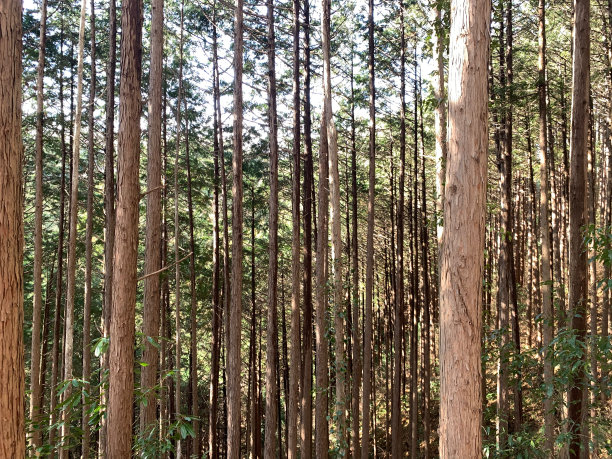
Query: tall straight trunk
392 2 403 457
418 77 432 459
61 0 86 451
100 0 117 449
38 260 56 434
248 192 260 459
361 1 376 456
439 0 489 455
82 1 96 454
0 0 24 454
300 0 314 452
30 0 47 448
228 0 245 454
314 50 330 459
285 0 299 454
538 0 555 449
106 0 143 452
50 35 67 445
173 7 185 458
496 3 510 447
140 0 164 438
184 106 200 457
433 0 447 246
319 0 345 449
349 45 361 459
209 5 224 456
409 58 420 459
567 0 590 455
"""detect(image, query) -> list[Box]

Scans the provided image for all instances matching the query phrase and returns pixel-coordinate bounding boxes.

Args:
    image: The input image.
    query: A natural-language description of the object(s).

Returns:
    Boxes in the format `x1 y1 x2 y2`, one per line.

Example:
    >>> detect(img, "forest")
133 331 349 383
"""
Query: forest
0 0 611 454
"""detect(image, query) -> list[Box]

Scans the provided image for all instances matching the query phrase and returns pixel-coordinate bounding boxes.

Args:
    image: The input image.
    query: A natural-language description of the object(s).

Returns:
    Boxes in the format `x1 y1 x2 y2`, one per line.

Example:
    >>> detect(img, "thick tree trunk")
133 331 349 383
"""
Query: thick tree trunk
567 0 590 456
30 0 48 449
106 0 143 453
0 1 24 454
140 0 164 438
439 0 489 455
228 0 245 454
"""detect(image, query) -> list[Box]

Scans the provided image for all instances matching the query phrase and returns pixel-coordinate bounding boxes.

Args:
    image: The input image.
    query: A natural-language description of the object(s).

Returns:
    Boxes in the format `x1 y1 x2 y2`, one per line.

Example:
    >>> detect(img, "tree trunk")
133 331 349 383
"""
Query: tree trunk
29 0 48 449
0 1 24 454
439 0 489 455
173 5 185 456
140 0 164 438
209 5 223 456
228 0 245 453
361 0 376 455
300 0 314 454
100 0 117 449
538 0 555 450
284 0 298 454
106 0 142 453
392 2 403 456
82 1 96 454
567 0 590 455
61 0 87 451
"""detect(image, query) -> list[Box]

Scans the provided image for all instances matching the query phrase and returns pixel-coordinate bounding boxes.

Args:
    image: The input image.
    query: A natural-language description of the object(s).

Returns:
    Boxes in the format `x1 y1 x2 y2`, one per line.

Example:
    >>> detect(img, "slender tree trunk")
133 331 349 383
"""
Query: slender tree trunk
140 0 164 439
100 0 117 449
0 1 24 454
61 0 87 451
284 0 298 454
209 5 223 456
50 38 67 445
30 0 48 449
300 0 314 453
106 0 143 452
392 2 404 456
361 0 376 455
567 0 590 455
318 0 345 450
418 77 432 459
173 6 185 457
315 45 330 459
228 0 245 453
81 1 96 454
538 0 555 451
439 0 489 455
349 45 361 459
434 0 447 246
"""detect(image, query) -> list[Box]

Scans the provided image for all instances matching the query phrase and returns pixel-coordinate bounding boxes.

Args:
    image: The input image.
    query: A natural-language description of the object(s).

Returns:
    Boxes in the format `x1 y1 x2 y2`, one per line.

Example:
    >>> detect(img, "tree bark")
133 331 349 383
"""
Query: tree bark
538 0 555 451
29 0 48 449
61 0 87 451
300 0 314 453
361 0 376 455
228 0 245 453
567 0 590 456
321 0 345 449
439 0 489 455
81 1 96 454
106 0 143 453
100 0 117 449
140 0 164 438
0 0 24 454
